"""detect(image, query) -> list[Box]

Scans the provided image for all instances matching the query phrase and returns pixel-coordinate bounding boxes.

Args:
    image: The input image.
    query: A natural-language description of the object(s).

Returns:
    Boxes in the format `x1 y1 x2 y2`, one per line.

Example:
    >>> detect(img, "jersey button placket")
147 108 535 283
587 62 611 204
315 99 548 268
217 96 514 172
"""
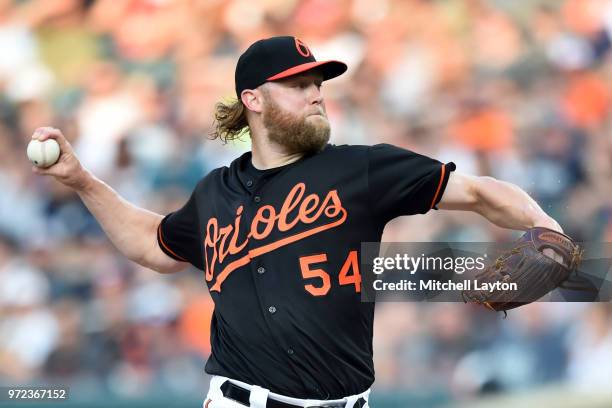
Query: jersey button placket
257 266 265 275
268 306 276 314
254 195 261 203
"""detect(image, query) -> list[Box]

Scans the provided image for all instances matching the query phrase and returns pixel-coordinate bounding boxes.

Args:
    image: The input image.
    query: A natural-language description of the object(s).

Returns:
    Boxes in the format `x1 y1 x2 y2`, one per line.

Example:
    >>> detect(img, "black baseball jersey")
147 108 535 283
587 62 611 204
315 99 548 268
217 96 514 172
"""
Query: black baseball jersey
157 143 455 399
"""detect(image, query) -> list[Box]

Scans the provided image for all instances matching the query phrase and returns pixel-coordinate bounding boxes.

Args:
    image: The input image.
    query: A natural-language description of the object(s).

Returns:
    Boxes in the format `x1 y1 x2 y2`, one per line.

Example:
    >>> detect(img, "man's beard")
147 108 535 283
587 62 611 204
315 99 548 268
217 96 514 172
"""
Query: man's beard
261 99 330 155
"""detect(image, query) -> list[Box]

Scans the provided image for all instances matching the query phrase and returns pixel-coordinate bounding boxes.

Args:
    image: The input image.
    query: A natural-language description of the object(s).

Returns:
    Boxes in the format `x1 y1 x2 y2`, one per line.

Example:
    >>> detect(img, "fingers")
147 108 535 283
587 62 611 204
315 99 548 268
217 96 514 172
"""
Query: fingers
31 126 71 153
534 219 564 234
32 126 60 141
31 165 52 176
32 165 49 173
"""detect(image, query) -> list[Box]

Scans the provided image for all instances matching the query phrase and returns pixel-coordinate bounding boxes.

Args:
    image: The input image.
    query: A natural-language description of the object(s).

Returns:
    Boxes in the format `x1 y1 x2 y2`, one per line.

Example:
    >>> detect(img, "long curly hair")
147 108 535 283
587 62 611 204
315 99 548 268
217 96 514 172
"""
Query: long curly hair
210 98 250 142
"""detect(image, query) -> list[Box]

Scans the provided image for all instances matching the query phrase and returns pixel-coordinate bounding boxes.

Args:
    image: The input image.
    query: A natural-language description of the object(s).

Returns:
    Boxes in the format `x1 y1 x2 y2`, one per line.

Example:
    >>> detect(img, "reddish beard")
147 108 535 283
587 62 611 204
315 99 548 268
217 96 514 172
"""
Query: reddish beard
261 98 330 155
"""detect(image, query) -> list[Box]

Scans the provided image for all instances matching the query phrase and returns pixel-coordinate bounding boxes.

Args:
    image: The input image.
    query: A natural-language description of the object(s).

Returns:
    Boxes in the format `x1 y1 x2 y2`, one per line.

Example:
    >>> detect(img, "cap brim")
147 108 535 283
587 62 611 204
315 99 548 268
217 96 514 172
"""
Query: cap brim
266 60 347 82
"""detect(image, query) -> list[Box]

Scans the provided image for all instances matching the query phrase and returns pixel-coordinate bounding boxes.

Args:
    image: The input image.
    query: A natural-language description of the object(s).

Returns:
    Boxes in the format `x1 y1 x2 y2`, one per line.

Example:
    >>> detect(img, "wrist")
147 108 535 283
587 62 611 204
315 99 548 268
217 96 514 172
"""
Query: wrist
74 169 96 193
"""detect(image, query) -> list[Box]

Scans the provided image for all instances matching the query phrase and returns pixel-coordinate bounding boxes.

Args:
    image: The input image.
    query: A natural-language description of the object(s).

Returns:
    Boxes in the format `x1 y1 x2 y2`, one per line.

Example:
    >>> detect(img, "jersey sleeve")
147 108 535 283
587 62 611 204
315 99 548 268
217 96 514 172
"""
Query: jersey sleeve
156 189 203 270
368 143 456 221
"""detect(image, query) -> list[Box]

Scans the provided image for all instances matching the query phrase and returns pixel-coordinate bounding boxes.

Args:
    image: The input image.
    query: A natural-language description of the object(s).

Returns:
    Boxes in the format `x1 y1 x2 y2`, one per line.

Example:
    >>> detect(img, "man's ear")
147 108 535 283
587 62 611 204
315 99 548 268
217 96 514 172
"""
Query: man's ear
241 89 264 113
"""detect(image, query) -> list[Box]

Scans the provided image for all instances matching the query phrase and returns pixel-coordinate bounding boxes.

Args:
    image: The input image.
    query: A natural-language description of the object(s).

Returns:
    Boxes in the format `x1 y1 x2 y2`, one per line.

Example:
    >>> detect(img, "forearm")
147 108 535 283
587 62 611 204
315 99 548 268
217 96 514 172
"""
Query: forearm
472 177 561 232
30 126 183 273
76 171 177 270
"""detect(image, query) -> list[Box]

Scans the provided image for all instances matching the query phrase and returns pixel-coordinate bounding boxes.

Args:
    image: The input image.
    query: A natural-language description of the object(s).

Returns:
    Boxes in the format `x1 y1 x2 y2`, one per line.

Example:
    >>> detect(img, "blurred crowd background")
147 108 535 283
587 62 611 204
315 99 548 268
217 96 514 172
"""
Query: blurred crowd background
0 0 611 406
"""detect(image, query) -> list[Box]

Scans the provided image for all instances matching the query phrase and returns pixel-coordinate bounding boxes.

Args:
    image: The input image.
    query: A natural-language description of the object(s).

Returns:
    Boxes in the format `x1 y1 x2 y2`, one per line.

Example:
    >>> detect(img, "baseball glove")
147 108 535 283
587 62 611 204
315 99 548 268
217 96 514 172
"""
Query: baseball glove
462 227 584 315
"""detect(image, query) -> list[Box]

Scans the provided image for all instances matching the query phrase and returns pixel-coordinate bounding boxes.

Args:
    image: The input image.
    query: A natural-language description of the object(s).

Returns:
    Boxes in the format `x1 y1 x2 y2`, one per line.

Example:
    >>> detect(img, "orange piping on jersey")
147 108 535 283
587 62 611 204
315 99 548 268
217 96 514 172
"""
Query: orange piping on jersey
429 164 446 210
209 208 347 292
158 223 188 262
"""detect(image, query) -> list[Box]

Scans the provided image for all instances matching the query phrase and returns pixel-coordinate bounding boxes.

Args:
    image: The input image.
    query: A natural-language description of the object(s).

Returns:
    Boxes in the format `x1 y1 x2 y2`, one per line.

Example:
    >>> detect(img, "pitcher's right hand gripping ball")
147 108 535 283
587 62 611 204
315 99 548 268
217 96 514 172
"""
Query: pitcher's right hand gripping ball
462 227 583 313
29 127 89 190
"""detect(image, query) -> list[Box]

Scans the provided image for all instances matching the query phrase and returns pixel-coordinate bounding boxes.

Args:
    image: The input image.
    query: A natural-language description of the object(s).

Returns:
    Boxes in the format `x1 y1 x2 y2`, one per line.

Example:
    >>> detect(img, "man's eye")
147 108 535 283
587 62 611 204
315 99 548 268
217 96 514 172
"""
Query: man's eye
292 81 322 89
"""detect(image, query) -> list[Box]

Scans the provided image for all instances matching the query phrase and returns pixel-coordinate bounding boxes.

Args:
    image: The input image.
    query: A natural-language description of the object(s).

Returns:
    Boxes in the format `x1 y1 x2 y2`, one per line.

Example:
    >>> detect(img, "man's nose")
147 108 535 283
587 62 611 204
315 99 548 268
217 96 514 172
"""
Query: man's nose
308 84 323 105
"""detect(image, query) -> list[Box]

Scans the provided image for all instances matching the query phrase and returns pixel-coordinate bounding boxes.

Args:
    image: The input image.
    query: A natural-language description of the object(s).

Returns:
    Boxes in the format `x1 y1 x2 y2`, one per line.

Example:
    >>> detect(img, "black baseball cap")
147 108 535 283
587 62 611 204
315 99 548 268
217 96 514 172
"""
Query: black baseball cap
235 36 347 97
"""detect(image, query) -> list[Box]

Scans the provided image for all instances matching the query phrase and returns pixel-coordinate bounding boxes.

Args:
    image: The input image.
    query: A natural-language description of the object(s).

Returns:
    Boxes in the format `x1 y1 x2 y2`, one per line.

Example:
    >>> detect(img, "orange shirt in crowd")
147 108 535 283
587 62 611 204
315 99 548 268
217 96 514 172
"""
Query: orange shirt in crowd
561 72 611 129
449 106 514 152
179 295 215 357
562 0 609 36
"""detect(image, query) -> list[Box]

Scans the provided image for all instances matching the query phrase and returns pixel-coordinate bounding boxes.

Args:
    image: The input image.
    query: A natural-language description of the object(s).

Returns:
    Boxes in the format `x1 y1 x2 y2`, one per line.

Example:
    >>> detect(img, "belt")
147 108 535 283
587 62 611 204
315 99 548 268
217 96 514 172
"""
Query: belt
220 381 367 408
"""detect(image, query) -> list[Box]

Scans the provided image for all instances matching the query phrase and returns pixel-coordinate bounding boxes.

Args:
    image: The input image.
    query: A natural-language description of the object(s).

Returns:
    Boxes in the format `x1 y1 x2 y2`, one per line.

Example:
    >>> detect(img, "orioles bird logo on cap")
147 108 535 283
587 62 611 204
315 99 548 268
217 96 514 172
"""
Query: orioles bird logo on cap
294 38 312 58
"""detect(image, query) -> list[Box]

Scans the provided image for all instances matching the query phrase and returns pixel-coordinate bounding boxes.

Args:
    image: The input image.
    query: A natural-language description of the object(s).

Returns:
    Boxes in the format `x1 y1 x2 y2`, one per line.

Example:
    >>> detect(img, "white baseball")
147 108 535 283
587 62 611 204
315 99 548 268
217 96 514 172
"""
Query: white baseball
27 139 61 168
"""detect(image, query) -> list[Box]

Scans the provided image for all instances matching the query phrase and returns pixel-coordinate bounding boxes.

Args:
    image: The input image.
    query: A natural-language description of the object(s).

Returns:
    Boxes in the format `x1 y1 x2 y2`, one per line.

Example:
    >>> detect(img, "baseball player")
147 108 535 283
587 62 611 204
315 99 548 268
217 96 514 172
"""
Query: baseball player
32 36 564 407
